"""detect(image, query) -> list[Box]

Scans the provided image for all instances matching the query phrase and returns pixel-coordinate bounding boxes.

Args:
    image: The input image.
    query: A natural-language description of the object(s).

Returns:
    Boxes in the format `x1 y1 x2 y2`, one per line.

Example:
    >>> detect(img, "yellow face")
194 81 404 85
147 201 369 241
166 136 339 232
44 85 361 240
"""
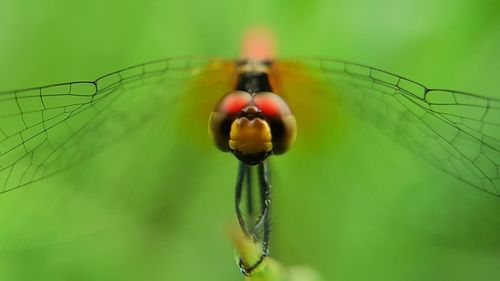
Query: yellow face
229 117 273 155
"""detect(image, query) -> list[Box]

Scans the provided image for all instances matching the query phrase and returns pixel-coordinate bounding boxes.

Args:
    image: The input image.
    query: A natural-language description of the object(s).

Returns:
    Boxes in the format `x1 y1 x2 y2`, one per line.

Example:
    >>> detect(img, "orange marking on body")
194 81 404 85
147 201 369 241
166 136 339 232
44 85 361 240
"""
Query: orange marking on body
241 27 276 60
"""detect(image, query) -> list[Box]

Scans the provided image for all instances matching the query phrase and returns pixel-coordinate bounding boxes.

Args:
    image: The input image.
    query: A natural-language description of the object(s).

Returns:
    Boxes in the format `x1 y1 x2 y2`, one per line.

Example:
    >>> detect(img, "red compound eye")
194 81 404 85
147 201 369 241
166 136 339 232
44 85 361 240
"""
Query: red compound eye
253 92 291 117
219 91 252 114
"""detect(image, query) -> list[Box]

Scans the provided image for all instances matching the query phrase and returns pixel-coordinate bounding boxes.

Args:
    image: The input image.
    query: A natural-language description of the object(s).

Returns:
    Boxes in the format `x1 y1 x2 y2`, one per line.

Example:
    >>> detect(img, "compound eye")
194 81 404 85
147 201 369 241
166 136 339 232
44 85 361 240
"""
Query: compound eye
217 91 252 115
253 92 296 155
253 92 291 117
210 91 252 152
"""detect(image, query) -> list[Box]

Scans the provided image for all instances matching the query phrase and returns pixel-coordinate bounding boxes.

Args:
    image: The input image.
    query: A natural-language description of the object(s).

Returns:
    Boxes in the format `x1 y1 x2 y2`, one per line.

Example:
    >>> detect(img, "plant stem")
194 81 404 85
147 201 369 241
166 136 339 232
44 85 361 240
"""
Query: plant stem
231 227 325 281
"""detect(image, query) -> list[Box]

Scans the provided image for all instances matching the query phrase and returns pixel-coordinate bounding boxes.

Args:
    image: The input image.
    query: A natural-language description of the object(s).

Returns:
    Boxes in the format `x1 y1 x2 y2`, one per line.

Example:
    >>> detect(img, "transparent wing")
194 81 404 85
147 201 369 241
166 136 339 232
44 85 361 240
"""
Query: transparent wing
0 57 233 195
282 58 500 196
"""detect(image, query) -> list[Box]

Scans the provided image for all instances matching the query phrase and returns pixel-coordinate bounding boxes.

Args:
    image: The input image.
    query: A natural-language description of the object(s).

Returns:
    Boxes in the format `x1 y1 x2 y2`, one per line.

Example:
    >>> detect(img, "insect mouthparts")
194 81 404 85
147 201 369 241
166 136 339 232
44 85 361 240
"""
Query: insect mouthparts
239 105 262 120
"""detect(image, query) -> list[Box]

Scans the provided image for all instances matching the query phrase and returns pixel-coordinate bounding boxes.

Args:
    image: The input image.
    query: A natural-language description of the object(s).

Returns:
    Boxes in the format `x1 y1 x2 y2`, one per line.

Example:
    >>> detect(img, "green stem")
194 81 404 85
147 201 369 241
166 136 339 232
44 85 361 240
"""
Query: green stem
231 227 325 281
231 227 284 281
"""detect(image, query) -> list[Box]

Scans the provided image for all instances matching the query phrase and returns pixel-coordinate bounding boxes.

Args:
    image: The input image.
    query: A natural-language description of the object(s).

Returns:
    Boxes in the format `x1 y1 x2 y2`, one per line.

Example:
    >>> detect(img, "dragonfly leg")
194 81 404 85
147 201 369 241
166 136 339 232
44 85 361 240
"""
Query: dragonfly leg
235 162 250 237
234 161 271 276
256 160 271 254
245 164 254 219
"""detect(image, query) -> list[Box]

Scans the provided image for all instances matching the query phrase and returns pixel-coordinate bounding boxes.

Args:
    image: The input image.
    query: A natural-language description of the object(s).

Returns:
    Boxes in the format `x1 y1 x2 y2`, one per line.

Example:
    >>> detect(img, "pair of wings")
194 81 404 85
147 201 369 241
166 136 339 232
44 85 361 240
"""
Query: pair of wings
0 57 498 196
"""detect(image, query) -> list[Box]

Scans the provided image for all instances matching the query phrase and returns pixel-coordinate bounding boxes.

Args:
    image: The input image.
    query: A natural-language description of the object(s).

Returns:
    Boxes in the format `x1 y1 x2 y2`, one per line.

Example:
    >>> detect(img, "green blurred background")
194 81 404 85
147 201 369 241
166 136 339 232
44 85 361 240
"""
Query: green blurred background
0 0 499 280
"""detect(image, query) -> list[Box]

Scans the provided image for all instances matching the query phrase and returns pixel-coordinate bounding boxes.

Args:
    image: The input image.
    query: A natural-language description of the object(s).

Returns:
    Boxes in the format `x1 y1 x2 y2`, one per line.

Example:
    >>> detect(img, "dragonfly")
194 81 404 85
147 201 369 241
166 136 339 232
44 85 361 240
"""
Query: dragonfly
0 28 499 276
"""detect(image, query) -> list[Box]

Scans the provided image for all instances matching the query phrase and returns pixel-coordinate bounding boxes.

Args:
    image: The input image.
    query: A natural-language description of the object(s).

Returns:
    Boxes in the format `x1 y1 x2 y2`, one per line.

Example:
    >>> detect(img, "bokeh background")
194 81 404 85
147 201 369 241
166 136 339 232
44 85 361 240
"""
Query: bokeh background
0 0 499 280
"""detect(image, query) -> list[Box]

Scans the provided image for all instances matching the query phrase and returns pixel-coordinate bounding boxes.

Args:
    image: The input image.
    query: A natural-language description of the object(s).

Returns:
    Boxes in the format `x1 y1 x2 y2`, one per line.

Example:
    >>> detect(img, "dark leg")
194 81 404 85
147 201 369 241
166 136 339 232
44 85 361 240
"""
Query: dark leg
256 160 271 255
235 160 272 276
235 161 249 237
245 165 254 221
